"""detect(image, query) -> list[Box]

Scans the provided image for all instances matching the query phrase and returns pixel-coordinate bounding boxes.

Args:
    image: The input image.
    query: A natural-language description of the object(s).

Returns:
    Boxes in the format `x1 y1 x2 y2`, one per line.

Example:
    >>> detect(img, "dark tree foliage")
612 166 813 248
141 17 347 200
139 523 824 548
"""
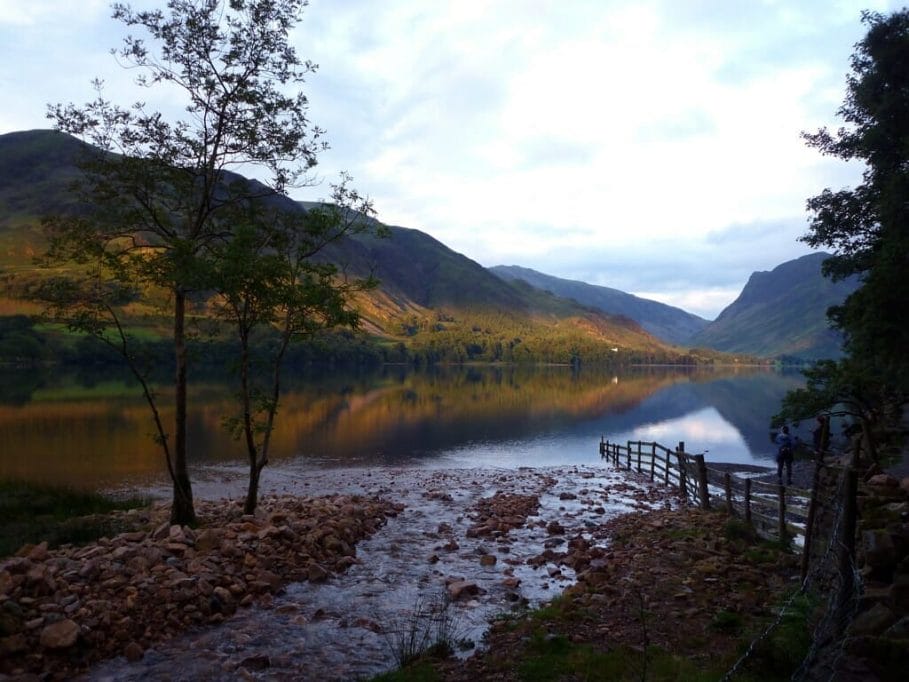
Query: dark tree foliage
41 0 370 523
777 10 909 456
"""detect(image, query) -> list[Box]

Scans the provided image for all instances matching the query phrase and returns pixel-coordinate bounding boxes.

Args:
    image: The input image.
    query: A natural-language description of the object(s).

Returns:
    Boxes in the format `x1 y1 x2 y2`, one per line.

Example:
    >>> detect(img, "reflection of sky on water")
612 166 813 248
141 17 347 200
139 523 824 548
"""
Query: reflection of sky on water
612 407 765 466
396 407 768 470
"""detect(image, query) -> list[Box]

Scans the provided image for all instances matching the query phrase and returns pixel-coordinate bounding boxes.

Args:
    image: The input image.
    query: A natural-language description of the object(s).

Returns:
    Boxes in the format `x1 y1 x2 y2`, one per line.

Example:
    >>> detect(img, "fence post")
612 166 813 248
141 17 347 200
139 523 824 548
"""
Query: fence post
676 446 687 501
599 436 605 459
744 478 752 525
650 443 656 481
627 441 632 470
636 441 642 473
664 449 670 486
724 473 733 514
777 484 787 541
800 462 823 582
695 454 709 509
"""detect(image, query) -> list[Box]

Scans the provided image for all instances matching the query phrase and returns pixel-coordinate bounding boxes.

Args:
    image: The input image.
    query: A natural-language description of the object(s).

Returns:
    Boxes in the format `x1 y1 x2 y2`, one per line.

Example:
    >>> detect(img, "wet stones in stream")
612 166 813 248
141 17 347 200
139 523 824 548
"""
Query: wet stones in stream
0 494 399 679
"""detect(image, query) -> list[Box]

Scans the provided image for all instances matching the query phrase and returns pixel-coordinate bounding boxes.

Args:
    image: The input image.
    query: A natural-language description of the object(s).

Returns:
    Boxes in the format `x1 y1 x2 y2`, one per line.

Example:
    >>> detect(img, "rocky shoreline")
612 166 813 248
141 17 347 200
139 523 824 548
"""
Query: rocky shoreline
0 494 400 679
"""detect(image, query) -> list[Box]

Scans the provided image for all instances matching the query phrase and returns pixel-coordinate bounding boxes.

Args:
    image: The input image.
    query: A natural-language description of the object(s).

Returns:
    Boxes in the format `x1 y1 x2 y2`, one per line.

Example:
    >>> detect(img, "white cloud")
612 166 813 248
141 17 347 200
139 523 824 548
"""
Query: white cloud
1 0 901 319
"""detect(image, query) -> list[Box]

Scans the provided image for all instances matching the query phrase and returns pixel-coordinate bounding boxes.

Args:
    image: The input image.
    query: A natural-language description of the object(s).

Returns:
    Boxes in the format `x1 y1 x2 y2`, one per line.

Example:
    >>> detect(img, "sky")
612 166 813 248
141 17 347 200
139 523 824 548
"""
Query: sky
0 1 900 319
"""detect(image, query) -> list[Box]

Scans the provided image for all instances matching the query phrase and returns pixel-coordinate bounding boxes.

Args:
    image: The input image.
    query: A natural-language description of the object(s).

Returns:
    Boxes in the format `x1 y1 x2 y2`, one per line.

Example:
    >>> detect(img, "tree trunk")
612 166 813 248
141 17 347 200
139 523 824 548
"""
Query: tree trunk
171 289 196 525
245 461 262 516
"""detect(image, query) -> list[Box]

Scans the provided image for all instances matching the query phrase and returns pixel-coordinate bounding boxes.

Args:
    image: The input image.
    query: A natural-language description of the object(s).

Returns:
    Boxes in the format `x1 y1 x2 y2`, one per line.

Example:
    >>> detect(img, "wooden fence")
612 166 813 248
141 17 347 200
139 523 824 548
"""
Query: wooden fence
599 438 812 548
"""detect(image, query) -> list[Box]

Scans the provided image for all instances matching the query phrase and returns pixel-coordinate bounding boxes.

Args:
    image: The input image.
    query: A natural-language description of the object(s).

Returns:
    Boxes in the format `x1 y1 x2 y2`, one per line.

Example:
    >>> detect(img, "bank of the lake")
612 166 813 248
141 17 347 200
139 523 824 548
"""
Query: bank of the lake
0 460 671 680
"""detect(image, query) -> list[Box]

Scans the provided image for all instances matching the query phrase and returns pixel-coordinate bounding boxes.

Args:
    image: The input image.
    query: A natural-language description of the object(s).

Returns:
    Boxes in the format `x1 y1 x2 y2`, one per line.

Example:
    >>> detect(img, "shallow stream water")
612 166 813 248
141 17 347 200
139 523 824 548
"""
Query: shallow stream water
86 463 671 680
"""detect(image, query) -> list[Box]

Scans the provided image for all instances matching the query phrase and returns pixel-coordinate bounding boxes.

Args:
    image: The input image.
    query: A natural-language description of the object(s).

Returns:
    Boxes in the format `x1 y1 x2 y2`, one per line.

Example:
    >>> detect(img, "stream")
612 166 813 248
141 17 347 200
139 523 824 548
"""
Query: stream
85 462 672 680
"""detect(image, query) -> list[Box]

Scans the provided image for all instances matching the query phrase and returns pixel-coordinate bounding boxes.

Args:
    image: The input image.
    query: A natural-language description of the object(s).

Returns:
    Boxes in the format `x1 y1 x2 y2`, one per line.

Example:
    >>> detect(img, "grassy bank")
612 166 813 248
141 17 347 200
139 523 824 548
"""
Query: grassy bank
374 509 812 681
0 480 150 557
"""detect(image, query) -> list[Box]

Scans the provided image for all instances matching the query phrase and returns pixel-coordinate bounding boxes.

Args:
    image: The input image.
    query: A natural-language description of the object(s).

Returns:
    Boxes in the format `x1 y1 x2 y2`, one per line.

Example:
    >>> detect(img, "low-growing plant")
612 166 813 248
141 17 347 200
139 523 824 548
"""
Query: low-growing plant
0 480 150 557
381 592 468 669
710 609 745 633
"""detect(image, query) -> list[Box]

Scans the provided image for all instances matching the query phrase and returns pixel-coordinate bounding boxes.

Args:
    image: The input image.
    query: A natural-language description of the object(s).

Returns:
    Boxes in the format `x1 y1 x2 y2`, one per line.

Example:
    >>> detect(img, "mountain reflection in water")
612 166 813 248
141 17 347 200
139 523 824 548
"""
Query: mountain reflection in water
0 365 806 490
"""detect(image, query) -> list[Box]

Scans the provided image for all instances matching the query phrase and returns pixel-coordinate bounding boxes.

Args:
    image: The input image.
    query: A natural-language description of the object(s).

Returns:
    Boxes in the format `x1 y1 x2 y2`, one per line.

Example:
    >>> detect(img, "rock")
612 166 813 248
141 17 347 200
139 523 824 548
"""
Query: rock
447 580 481 601
307 563 330 582
479 554 497 567
862 529 897 572
194 528 222 553
239 654 270 671
867 474 899 488
28 542 50 562
546 520 565 535
39 618 80 649
123 641 144 662
849 603 897 636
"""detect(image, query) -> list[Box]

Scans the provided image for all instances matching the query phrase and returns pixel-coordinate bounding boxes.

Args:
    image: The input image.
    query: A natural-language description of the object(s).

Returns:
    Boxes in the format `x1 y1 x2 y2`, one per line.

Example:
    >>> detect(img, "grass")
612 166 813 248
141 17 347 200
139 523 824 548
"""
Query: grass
514 632 720 681
0 479 150 557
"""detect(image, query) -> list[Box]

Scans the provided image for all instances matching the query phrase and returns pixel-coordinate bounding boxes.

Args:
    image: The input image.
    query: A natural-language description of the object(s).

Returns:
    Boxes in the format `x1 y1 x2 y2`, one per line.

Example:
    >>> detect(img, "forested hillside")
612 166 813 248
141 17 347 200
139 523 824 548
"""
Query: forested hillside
491 265 708 345
0 129 711 367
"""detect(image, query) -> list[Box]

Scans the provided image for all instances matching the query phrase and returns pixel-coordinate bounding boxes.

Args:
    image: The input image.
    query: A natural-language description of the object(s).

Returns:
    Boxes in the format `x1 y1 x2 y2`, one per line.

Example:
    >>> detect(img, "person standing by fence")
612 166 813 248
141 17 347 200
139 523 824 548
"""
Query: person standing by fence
775 425 794 485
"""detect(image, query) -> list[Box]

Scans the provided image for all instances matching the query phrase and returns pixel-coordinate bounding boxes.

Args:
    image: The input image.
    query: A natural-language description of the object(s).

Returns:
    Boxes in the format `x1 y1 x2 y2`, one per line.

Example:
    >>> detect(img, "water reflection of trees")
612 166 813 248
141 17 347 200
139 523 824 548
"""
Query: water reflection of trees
0 365 777 488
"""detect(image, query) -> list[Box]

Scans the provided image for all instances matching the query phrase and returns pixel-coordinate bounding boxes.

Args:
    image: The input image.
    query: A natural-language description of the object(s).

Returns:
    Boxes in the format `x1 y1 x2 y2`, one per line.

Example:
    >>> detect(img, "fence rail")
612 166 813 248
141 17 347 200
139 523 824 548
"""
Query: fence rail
600 437 811 547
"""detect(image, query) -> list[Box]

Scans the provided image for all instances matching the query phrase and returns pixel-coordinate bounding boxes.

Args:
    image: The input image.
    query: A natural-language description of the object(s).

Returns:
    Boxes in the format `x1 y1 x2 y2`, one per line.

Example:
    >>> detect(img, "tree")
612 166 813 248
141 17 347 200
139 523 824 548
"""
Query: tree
43 0 346 524
209 177 379 514
776 9 909 456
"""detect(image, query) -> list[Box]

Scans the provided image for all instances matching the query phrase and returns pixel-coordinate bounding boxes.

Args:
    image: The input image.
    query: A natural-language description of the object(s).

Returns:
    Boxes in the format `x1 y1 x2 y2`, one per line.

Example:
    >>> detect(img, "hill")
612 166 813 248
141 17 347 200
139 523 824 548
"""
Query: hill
688 252 859 360
0 129 697 365
490 265 709 345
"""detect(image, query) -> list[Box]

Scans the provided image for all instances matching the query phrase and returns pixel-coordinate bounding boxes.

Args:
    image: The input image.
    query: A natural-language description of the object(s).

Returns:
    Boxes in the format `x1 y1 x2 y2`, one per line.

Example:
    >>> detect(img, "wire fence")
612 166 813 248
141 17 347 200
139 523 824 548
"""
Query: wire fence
599 437 864 680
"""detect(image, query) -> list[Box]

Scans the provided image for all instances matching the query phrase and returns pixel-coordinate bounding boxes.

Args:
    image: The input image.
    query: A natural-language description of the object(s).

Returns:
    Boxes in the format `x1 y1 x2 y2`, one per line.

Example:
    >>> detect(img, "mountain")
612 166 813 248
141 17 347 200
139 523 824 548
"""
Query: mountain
688 253 859 360
0 129 695 364
490 265 709 345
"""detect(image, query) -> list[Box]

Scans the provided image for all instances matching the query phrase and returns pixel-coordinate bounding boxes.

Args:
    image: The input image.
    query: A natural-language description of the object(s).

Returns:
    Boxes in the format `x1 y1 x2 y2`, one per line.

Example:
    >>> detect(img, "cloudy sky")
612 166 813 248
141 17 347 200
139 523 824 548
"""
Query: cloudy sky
0 1 899 319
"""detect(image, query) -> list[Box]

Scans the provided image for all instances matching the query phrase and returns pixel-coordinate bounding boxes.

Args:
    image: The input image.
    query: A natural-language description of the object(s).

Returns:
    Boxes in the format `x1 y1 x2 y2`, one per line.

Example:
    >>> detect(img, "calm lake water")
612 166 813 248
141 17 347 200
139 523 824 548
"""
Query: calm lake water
0 364 810 491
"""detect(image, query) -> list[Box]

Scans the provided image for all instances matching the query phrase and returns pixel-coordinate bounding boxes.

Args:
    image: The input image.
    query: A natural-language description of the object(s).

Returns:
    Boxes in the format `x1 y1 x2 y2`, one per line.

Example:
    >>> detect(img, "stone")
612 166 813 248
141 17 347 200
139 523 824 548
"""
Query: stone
863 529 897 572
194 529 222 553
447 580 481 601
239 654 271 671
0 632 27 656
479 554 497 567
124 641 144 662
39 618 80 649
849 603 897 636
867 474 899 488
27 542 49 562
307 563 329 582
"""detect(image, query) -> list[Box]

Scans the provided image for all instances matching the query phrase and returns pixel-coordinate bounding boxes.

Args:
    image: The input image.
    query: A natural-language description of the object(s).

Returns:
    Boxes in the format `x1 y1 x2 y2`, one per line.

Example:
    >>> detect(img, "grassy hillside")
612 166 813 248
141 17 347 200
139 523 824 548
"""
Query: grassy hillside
0 129 696 366
689 253 858 360
491 264 709 345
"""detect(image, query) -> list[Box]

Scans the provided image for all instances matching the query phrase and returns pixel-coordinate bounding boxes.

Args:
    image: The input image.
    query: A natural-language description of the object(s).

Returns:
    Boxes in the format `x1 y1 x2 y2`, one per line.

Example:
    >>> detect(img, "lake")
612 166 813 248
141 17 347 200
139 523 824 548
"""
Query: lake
0 364 811 491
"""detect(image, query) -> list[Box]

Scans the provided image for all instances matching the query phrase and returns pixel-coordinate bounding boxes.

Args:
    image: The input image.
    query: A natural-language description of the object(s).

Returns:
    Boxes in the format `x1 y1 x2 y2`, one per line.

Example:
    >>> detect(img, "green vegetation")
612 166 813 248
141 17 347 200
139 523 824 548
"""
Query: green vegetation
776 9 909 458
36 0 387 524
0 480 149 558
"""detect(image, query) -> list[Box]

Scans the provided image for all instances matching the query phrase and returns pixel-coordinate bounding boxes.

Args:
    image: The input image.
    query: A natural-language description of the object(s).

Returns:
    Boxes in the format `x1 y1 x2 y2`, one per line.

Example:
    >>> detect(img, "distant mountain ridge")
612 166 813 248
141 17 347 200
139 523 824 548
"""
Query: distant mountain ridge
0 129 693 363
689 252 859 360
490 265 708 346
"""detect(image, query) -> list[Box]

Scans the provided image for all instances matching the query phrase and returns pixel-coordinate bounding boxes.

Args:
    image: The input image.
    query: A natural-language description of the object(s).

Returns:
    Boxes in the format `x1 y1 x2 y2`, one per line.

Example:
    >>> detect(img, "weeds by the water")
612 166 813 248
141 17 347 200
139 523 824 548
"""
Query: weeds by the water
0 480 150 557
380 592 469 669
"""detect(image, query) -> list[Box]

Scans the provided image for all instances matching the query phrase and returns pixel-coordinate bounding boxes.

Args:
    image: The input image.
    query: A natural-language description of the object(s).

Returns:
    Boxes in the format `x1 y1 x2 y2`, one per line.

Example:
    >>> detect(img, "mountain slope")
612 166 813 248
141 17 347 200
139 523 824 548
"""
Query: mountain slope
490 265 708 345
689 253 859 360
0 129 687 362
